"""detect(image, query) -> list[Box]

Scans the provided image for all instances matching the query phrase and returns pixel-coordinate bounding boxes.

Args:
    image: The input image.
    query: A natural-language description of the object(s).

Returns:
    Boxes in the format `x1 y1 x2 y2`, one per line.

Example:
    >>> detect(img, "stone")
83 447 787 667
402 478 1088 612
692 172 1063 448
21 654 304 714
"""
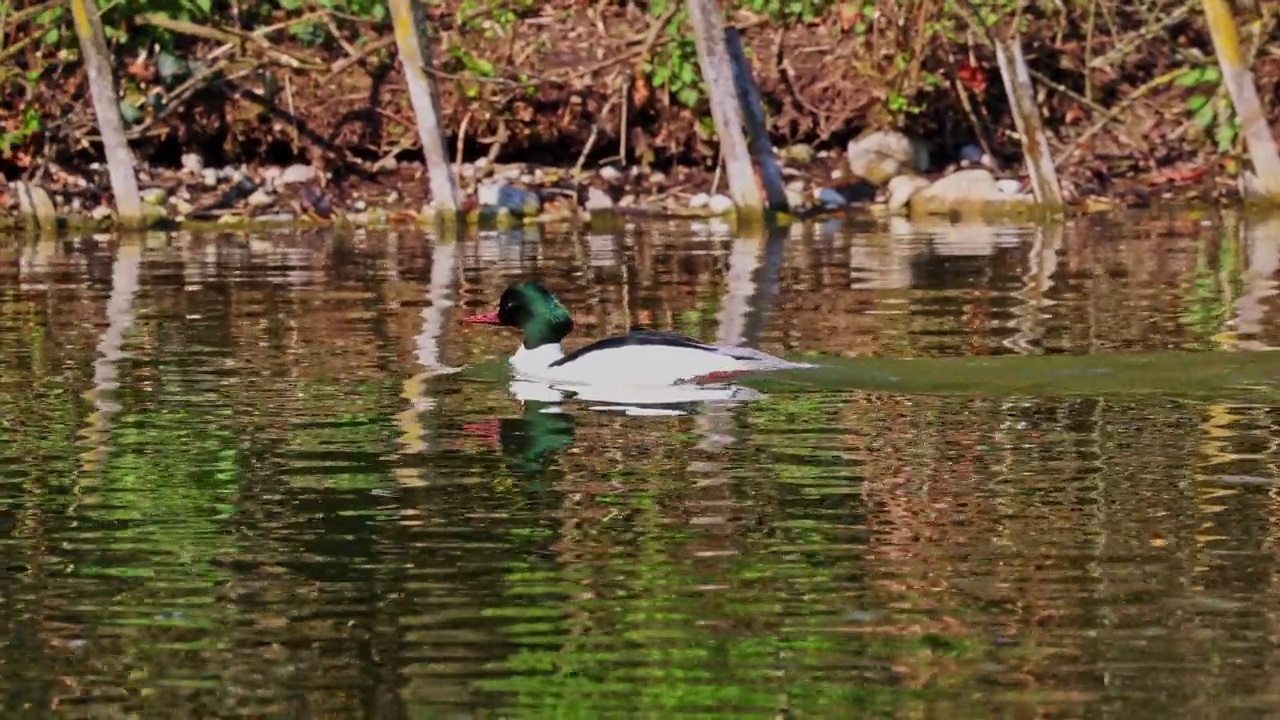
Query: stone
958 143 985 164
780 143 815 164
141 187 167 205
908 168 1036 217
812 187 847 210
584 186 614 211
477 182 540 215
847 129 929 185
180 152 204 174
13 182 57 227
598 165 623 183
785 188 806 210
352 199 368 211
278 163 317 186
200 168 220 188
689 192 712 209
885 174 931 213
707 194 735 215
247 189 273 207
90 204 114 221
995 178 1023 196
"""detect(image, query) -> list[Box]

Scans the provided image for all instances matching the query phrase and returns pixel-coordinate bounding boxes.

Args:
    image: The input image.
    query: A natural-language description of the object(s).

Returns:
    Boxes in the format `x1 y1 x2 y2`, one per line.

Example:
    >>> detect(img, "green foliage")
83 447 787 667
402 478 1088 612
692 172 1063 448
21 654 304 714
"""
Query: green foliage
736 0 827 24
1176 64 1239 153
643 1 705 109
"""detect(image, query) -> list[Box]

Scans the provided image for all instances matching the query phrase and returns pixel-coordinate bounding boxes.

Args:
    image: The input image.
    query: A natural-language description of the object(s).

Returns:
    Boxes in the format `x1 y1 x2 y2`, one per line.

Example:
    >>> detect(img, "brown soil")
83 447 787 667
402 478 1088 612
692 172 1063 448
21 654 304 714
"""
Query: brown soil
3 1 1279 208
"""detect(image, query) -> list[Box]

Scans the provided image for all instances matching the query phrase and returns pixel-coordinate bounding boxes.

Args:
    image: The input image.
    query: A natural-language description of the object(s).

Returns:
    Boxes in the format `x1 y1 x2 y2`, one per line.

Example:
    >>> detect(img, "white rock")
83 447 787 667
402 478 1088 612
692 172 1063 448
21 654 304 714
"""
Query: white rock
353 199 368 211
180 152 204 174
260 166 283 182
477 181 502 206
847 130 929 185
141 187 167 205
201 168 220 188
598 165 623 182
995 178 1023 195
90 204 113 221
278 163 317 186
909 168 1035 216
785 188 806 210
585 186 614 211
707 194 735 215
247 189 273 207
885 174 932 213
689 192 712 209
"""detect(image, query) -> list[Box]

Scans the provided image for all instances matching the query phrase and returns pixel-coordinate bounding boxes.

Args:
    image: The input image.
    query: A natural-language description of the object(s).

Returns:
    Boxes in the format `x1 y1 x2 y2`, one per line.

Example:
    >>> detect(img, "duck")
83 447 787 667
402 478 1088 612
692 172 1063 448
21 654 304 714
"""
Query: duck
462 281 815 387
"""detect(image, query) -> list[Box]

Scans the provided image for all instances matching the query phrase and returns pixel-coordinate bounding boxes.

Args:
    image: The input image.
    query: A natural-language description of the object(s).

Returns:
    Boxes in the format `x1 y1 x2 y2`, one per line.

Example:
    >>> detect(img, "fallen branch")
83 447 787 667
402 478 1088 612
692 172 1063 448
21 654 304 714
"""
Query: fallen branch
1056 68 1185 165
137 13 326 71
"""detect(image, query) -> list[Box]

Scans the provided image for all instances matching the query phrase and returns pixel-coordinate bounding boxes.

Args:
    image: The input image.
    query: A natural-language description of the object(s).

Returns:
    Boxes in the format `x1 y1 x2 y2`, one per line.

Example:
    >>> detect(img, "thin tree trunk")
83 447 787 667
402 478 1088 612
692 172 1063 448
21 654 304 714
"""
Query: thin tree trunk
70 0 143 226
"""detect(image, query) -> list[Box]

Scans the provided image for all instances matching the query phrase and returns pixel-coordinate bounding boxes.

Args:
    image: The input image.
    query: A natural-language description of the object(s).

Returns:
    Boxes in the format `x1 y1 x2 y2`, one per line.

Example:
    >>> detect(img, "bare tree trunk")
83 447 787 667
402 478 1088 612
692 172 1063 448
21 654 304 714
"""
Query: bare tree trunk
725 28 788 212
685 0 763 215
1201 0 1280 201
388 0 461 214
70 0 144 227
993 35 1065 208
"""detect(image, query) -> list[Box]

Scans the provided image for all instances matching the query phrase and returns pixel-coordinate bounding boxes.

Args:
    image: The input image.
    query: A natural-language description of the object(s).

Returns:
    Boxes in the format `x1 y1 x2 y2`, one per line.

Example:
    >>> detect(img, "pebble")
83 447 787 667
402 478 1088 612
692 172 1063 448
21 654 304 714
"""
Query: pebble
247 189 273 207
201 168 220 188
180 153 204 174
352 199 368 211
598 165 623 183
278 163 316 186
140 187 167 205
813 187 847 209
995 178 1023 195
780 144 815 164
90 204 113 221
707 194 735 215
689 192 711 209
478 182 540 215
584 186 614 211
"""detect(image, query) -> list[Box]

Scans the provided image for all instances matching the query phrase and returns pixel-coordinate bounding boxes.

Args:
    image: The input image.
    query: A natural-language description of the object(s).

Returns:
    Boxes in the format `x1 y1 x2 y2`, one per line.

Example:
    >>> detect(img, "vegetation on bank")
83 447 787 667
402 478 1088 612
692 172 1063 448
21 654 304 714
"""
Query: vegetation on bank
1 0 1278 192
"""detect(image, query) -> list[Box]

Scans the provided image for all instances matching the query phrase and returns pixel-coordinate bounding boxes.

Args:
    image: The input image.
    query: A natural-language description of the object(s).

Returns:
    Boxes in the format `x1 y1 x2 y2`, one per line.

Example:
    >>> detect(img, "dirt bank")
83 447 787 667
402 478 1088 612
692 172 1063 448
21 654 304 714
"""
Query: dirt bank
2 0 1278 206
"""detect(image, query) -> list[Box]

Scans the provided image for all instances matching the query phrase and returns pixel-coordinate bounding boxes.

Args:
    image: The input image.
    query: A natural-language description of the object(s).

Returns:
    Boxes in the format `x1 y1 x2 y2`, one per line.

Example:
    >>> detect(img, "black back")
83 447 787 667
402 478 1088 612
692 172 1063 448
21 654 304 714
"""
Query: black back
548 330 714 368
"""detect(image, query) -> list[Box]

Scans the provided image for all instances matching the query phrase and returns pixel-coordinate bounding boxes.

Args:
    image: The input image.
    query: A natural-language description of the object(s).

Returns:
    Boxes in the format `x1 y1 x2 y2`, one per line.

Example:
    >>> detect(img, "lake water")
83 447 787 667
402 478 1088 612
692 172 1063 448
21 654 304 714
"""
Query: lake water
1 212 1278 718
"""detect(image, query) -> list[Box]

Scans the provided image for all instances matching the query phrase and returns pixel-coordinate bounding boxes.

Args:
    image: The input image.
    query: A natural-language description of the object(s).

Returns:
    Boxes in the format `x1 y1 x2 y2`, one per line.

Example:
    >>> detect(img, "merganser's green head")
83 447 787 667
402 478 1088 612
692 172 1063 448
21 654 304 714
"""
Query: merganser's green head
462 281 574 349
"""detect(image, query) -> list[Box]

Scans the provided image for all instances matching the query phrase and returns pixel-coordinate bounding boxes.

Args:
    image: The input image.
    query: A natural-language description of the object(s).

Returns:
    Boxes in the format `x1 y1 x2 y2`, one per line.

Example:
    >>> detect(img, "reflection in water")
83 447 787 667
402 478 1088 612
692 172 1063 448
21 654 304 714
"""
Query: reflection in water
0 215 1277 718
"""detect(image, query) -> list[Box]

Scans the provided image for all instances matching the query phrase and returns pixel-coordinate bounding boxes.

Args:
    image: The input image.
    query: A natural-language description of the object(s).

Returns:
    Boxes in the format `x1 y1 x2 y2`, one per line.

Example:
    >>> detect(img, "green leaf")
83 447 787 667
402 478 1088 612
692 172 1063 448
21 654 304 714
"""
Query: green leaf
1174 68 1204 87
676 86 700 108
1201 65 1222 83
1193 102 1215 130
1215 120 1238 153
1186 94 1210 112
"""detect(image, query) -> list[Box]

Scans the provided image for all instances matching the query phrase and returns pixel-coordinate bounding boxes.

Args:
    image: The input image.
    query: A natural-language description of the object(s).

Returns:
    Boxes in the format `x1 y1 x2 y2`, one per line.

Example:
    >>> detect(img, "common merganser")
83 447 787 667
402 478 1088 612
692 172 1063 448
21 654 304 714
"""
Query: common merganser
462 281 815 387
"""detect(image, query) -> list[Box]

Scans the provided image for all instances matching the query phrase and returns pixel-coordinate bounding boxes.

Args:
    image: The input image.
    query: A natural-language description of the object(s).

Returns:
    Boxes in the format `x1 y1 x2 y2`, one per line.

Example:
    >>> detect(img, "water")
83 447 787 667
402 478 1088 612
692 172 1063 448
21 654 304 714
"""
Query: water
0 213 1278 718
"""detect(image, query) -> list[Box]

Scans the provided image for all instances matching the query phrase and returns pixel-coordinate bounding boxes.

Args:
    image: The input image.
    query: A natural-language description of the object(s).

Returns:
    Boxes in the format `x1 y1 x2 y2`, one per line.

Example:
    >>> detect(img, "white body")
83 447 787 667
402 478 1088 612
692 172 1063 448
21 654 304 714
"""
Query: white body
509 378 765 416
509 340 813 388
